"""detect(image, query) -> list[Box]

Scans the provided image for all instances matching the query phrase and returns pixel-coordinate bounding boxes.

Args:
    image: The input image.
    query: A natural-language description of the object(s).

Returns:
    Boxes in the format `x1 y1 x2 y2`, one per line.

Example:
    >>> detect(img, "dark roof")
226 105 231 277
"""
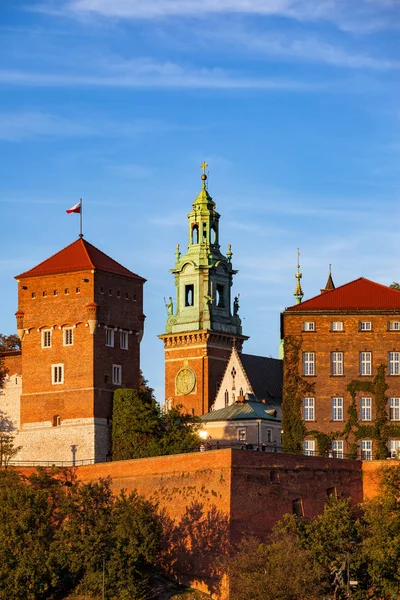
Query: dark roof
240 353 282 401
286 277 400 312
16 238 145 281
201 401 279 423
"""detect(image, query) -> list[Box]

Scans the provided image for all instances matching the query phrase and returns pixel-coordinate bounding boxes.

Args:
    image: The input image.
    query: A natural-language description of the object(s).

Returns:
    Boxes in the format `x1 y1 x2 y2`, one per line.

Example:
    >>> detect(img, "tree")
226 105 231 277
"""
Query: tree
0 334 21 351
225 533 323 600
112 374 200 460
0 468 164 599
0 333 21 389
390 282 400 290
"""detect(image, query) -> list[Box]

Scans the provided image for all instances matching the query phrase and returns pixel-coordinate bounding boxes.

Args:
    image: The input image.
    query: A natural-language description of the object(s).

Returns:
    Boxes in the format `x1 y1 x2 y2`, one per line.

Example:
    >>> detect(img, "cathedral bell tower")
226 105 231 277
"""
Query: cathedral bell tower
159 164 248 416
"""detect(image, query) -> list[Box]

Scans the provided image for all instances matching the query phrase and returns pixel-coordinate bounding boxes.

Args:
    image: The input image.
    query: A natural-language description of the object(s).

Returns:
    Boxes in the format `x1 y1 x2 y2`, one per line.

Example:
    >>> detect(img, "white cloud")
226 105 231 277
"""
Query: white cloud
212 28 400 70
36 0 399 32
0 59 323 90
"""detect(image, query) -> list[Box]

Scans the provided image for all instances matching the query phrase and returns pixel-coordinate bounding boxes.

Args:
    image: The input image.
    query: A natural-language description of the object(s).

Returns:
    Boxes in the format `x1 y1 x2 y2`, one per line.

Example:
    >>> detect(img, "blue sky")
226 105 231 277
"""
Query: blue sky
1 0 399 401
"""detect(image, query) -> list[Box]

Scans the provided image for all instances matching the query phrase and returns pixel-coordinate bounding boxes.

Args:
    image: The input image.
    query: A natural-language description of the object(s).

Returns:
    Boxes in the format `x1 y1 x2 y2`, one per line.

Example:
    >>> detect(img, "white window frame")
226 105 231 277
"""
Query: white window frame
389 321 400 331
303 352 315 376
120 330 129 350
389 397 400 421
389 352 400 376
237 428 246 442
332 440 344 459
42 329 52 348
331 352 343 376
360 439 372 461
52 364 64 385
105 327 114 348
112 364 122 386
303 322 315 332
360 321 372 331
390 440 400 458
332 397 343 421
303 397 315 421
303 440 315 456
360 397 372 421
331 321 344 331
360 352 372 376
63 327 74 346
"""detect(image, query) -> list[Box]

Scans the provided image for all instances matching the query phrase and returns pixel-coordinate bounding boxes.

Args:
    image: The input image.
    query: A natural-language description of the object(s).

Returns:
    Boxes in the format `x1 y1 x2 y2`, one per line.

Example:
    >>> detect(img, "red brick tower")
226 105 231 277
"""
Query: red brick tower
15 237 145 463
159 166 248 416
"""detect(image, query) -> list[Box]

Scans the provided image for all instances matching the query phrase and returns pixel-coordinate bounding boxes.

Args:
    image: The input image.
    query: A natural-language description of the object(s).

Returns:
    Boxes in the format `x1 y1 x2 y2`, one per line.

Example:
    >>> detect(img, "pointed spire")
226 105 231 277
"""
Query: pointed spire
321 264 335 294
294 248 304 304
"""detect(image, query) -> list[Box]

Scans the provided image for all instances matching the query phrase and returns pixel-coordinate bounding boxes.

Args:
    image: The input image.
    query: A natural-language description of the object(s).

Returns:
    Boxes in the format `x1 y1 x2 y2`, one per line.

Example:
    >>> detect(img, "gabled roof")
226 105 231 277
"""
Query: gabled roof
240 353 282 401
201 401 279 423
16 238 145 281
286 277 400 312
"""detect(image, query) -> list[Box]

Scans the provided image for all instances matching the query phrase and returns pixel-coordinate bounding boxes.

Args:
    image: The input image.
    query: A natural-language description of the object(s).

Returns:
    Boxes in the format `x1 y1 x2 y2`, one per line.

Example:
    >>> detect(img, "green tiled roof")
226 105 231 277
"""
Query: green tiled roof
201 401 278 423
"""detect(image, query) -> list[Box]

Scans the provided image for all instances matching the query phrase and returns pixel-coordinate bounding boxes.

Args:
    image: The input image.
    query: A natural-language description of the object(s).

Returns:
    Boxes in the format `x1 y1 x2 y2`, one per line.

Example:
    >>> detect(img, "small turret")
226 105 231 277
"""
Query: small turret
294 249 304 305
321 264 335 294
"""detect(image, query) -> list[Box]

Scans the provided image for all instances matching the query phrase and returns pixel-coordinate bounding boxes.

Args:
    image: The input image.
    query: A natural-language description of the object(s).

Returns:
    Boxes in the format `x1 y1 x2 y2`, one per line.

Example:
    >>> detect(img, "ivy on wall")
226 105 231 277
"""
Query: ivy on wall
283 339 400 459
282 336 315 454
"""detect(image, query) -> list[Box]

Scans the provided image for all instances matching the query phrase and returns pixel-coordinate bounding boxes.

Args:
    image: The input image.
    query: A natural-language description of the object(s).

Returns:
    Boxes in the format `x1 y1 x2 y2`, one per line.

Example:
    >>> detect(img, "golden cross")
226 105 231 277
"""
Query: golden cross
201 161 208 173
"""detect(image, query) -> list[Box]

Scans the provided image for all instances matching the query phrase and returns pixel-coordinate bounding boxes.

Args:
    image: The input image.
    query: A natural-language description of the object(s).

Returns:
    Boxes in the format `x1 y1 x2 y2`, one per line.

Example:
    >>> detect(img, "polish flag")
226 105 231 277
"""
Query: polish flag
66 200 81 214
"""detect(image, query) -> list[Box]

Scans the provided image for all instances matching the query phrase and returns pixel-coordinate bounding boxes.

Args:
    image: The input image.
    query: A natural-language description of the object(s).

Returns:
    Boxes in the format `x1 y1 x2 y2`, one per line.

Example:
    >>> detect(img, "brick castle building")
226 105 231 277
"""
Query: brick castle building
282 263 400 460
1 236 145 464
159 168 248 416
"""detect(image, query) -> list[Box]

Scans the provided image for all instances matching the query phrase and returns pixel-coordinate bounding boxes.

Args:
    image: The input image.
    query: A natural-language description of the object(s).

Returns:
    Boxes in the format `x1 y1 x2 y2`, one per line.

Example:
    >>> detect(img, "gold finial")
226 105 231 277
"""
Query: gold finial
294 248 303 304
201 161 208 182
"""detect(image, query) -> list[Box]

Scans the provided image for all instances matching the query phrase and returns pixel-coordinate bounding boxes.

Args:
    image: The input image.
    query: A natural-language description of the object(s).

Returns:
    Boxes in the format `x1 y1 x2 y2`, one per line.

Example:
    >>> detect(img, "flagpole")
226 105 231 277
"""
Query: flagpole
80 198 83 238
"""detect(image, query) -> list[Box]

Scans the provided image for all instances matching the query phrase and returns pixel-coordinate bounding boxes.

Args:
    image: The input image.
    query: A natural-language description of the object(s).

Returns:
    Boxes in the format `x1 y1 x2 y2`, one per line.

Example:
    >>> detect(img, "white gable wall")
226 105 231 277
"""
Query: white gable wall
213 348 254 411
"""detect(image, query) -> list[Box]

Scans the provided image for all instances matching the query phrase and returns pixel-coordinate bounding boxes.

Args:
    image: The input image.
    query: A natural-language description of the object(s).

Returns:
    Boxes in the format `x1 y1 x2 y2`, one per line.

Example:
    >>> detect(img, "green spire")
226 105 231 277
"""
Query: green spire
164 164 242 336
294 248 304 304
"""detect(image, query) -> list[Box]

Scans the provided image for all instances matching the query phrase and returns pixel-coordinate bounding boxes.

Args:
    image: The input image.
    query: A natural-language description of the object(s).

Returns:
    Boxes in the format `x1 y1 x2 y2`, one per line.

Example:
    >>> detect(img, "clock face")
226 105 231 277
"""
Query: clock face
175 366 196 395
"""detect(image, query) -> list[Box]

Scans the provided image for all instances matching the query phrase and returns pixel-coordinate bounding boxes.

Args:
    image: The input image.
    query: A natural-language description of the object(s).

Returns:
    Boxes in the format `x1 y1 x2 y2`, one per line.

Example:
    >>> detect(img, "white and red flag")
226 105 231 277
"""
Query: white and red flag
66 200 82 214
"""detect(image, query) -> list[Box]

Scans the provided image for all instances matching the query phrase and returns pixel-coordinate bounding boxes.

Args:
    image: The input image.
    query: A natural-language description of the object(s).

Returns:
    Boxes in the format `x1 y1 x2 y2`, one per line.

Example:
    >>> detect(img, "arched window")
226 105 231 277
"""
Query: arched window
211 225 217 244
224 390 229 407
203 222 207 242
239 387 243 396
192 224 199 244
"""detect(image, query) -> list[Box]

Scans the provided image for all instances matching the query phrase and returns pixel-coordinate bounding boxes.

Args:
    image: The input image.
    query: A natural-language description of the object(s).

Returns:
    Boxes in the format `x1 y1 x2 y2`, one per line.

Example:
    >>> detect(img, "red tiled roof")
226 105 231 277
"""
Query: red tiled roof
16 238 145 281
286 277 400 312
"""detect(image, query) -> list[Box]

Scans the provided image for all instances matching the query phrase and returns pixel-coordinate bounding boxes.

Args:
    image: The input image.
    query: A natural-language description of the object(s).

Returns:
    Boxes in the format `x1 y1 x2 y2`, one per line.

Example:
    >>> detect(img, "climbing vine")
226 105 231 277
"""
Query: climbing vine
282 336 315 454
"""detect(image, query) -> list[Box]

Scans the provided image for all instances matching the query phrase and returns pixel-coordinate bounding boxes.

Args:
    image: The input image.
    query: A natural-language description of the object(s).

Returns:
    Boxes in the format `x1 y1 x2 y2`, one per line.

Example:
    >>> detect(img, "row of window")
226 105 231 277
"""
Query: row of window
303 396 400 421
31 289 136 300
304 439 400 460
41 328 129 350
32 288 81 299
303 351 400 376
51 363 122 385
303 321 400 332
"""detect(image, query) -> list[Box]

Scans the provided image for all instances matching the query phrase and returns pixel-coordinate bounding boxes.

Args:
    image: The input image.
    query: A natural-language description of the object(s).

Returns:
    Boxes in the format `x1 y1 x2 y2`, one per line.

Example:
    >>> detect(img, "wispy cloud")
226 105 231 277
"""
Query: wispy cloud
36 0 400 32
0 110 183 142
210 27 400 70
0 61 323 91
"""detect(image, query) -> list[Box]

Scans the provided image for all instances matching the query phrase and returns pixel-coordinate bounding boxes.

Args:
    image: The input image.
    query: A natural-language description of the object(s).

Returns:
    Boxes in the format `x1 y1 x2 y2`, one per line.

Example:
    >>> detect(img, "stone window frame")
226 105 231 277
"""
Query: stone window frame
120 330 129 350
105 327 114 348
303 439 315 456
63 327 74 347
303 352 315 376
359 351 372 376
331 351 344 376
42 329 52 349
360 397 372 421
112 364 122 386
388 351 400 376
332 397 343 421
303 397 315 421
52 364 64 385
